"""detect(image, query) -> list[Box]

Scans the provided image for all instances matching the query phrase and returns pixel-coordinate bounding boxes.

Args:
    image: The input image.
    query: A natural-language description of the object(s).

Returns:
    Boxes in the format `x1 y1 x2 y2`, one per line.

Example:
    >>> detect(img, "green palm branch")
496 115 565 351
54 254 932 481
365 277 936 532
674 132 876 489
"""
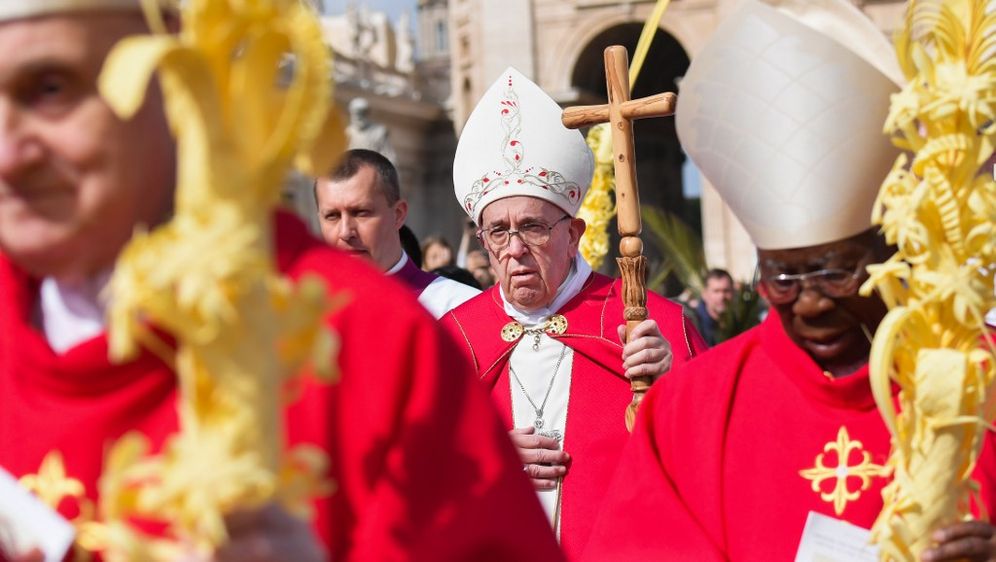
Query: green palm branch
641 205 706 296
717 279 763 342
641 205 762 343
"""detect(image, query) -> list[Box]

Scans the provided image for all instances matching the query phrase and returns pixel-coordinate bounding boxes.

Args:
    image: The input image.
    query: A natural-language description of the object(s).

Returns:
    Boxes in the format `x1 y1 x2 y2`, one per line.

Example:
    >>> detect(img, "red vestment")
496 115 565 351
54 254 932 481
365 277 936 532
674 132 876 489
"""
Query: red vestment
0 212 563 562
440 273 707 559
582 314 996 561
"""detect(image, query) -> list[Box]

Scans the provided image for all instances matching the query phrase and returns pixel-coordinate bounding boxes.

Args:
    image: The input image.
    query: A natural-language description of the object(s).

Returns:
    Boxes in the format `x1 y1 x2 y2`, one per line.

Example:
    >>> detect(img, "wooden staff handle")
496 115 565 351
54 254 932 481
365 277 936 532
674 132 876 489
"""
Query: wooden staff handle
559 44 670 429
618 240 648 431
601 46 650 430
561 92 677 129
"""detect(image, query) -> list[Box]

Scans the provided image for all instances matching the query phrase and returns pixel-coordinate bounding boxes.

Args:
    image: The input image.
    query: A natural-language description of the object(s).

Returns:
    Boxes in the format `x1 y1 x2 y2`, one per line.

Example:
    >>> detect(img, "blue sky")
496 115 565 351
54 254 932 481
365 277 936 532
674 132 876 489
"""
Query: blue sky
319 0 417 23
682 159 702 198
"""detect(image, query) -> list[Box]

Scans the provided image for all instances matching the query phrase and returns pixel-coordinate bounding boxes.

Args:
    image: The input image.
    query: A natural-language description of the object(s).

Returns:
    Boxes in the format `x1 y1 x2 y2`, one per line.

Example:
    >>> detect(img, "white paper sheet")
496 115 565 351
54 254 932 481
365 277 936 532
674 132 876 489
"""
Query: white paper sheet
795 511 879 562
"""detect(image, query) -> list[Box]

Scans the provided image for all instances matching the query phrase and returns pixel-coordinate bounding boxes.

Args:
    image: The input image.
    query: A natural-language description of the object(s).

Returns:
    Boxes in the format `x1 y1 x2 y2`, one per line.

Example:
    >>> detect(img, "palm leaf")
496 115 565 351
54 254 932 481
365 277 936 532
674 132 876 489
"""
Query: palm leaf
641 205 706 296
716 278 764 343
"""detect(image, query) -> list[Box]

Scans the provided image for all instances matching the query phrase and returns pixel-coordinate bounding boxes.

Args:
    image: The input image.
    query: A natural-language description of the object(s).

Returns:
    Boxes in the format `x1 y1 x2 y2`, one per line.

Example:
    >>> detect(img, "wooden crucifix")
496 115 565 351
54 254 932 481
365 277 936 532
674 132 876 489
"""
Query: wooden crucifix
561 45 677 431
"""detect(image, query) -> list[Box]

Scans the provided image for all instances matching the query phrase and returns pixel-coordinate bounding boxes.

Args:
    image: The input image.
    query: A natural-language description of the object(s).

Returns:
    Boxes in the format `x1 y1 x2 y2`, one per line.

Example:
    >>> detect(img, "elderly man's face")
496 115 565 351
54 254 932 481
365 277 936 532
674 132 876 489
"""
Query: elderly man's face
0 14 175 281
479 197 584 312
758 229 889 377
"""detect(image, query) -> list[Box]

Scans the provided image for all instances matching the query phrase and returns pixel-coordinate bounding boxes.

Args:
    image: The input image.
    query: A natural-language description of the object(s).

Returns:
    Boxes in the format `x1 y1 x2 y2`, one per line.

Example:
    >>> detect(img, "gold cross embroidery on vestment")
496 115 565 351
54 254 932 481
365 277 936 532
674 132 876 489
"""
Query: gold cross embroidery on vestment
799 426 888 516
19 451 86 510
19 451 100 561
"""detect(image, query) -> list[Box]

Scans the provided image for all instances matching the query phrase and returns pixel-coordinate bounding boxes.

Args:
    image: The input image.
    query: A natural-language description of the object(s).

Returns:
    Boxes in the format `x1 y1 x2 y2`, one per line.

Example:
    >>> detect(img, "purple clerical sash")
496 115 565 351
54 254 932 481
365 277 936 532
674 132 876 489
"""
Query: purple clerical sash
393 256 438 297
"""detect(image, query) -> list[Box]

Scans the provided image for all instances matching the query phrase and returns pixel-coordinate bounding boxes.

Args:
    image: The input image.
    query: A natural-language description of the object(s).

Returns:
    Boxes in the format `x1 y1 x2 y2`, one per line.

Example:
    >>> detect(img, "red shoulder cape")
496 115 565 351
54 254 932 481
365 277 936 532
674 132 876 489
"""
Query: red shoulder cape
441 272 707 559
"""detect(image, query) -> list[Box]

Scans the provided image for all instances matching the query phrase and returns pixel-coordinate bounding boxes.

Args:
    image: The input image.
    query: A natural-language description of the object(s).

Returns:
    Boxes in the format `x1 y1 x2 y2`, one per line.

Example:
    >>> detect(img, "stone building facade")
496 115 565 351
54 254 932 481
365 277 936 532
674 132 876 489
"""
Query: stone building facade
286 4 465 245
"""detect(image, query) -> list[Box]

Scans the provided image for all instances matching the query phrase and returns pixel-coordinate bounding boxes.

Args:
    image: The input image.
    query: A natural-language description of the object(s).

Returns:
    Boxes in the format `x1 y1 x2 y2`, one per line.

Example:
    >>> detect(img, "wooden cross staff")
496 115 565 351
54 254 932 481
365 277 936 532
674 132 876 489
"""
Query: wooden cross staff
562 45 677 431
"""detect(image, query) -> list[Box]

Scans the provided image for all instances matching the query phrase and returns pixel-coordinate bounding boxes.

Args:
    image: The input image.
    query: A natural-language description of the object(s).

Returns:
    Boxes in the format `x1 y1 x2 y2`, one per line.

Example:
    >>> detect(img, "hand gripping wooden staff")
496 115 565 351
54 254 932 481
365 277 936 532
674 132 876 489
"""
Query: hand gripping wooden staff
562 45 677 431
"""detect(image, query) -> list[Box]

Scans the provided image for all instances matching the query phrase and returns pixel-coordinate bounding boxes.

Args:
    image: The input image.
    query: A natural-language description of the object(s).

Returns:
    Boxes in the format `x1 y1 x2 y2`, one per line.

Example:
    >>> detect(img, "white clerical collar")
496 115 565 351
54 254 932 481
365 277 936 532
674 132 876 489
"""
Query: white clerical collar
500 252 592 325
386 252 409 275
39 271 111 353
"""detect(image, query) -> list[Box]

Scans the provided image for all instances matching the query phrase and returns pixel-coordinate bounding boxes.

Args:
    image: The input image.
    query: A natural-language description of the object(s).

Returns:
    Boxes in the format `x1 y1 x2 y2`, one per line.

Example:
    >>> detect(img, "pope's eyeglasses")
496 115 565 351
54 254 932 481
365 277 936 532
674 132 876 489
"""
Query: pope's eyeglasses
479 215 571 250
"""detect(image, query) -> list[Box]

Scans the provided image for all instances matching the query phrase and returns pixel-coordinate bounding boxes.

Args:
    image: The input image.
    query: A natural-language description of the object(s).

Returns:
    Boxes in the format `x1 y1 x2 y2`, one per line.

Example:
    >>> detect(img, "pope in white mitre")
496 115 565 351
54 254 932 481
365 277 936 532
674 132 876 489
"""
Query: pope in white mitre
440 67 709 559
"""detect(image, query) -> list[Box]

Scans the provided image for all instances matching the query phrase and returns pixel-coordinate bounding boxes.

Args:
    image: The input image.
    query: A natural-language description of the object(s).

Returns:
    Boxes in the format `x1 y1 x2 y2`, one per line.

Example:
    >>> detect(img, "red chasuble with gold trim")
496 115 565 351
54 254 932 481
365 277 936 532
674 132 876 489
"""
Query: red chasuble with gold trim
440 272 707 560
581 314 996 561
0 212 562 562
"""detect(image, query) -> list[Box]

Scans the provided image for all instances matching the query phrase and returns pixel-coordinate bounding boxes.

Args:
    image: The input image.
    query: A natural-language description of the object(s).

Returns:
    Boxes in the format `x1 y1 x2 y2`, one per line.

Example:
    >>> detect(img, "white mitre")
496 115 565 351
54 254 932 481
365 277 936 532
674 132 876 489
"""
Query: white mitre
0 0 172 20
676 0 903 250
454 67 595 224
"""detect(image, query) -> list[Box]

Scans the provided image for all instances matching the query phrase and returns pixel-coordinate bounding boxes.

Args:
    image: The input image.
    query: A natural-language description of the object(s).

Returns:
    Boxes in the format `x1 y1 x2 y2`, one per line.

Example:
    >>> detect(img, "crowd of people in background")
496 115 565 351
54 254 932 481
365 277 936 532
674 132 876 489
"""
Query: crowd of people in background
412 220 497 290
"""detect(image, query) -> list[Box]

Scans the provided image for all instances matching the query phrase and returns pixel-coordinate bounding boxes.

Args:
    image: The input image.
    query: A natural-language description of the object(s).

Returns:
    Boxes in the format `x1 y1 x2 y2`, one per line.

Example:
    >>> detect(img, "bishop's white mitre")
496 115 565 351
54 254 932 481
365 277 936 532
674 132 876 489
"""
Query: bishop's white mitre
676 0 903 250
454 67 595 224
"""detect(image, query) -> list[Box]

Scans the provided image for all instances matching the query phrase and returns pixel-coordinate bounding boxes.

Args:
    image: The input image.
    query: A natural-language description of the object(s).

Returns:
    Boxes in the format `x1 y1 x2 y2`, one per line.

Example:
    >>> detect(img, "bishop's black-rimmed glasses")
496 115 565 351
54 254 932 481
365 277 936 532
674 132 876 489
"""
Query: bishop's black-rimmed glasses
478 215 571 251
761 266 867 304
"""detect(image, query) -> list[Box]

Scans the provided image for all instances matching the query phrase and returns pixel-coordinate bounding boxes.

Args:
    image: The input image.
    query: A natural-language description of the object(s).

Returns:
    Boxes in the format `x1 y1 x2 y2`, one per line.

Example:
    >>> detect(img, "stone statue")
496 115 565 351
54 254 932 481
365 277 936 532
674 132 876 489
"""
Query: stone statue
346 97 396 163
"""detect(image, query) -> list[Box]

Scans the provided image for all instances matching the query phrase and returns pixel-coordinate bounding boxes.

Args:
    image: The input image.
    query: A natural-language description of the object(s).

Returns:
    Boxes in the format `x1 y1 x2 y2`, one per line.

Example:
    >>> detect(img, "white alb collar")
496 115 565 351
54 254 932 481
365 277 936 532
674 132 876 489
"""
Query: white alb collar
386 252 409 275
39 271 111 353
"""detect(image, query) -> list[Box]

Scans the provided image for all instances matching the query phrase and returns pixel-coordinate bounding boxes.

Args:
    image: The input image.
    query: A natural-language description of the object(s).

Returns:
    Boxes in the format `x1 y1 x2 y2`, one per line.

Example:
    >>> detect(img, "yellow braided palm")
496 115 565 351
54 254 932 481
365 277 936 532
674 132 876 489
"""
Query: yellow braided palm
579 123 616 270
578 0 671 270
864 1 996 559
53 1 348 559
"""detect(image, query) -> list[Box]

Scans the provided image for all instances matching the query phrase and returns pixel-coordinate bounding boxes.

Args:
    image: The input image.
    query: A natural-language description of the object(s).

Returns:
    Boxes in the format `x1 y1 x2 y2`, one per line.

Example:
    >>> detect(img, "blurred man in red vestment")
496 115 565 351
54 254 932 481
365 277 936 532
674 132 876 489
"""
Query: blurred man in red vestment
582 0 996 560
0 2 561 561
441 67 707 560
